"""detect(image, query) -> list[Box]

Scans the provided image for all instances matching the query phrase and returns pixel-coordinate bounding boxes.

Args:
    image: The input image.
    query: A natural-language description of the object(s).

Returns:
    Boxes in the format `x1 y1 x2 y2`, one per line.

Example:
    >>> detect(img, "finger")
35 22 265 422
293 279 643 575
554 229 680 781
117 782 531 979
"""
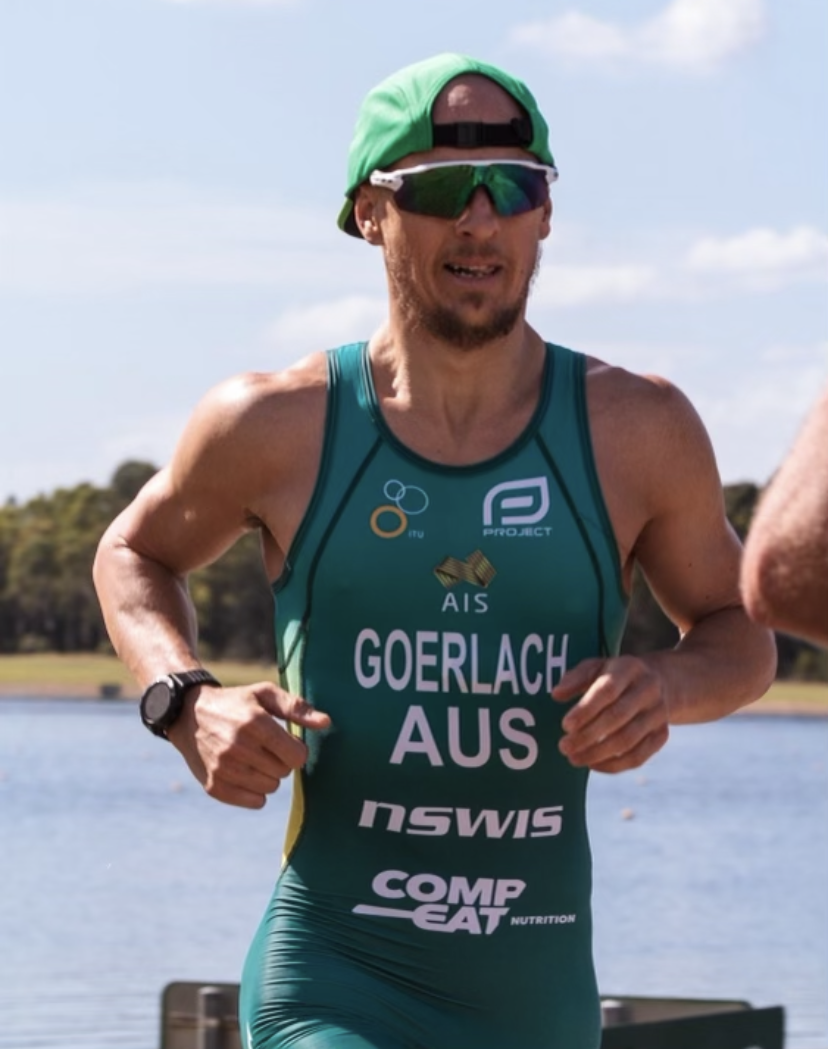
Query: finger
588 725 670 774
235 684 328 769
203 778 270 810
550 658 606 702
561 702 666 767
190 695 310 775
210 750 290 795
560 662 638 735
234 716 310 772
253 682 332 729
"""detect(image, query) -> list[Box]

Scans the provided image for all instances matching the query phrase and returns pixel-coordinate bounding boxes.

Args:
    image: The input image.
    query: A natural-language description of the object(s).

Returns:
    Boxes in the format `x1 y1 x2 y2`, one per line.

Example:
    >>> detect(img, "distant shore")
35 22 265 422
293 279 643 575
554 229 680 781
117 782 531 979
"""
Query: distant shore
0 653 276 702
1 652 827 717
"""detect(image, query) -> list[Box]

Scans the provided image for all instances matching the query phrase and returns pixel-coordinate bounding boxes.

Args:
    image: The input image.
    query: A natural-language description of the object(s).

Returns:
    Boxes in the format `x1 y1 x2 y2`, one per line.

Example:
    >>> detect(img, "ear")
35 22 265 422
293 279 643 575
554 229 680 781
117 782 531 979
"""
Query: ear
354 187 384 245
539 197 552 241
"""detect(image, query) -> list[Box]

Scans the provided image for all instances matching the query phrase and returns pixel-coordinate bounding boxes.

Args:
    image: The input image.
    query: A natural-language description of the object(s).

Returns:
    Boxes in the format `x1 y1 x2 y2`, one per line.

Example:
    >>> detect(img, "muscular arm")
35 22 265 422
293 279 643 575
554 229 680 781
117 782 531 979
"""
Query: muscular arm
554 369 777 772
741 386 828 646
621 388 776 724
93 363 330 807
96 375 275 682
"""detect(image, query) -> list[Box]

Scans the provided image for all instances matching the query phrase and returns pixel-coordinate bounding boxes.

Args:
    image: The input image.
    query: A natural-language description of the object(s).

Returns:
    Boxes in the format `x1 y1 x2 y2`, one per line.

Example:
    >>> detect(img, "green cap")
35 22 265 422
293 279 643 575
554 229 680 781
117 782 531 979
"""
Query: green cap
338 53 556 238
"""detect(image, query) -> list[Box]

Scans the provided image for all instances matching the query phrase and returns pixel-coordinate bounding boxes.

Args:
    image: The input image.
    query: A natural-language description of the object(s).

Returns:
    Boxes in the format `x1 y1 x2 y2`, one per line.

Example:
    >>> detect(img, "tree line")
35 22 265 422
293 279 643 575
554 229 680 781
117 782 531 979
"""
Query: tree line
0 463 824 680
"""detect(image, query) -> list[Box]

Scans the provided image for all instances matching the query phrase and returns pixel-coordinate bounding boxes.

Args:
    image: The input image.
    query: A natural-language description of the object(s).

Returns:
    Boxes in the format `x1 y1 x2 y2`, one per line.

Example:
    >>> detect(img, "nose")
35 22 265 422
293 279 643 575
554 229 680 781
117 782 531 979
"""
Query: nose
455 187 500 238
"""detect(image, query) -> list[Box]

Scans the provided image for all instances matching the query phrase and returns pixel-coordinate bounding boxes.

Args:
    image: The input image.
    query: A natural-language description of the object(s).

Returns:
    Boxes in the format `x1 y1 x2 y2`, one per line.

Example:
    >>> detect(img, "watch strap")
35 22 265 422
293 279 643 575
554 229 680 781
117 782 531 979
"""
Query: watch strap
168 668 221 692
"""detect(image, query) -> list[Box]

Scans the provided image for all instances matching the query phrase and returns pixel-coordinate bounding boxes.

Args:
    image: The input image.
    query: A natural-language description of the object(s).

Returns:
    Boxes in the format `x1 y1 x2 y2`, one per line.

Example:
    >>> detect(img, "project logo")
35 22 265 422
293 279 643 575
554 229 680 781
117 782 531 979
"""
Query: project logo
482 477 552 538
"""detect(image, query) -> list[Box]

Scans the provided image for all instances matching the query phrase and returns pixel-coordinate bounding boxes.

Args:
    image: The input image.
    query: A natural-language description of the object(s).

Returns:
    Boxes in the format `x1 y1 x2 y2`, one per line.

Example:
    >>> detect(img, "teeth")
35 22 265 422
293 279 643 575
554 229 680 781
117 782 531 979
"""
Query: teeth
448 264 498 277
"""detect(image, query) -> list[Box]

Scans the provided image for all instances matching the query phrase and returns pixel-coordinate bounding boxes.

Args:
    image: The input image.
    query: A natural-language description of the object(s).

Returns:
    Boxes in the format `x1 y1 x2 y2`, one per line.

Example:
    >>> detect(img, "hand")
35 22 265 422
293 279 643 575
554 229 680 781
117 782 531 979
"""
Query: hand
167 681 331 809
551 656 670 773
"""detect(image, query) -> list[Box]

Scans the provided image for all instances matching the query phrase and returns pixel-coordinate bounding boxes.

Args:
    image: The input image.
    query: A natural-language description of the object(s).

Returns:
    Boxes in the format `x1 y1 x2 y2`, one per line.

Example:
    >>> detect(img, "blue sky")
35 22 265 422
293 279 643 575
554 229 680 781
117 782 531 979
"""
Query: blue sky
1 0 826 503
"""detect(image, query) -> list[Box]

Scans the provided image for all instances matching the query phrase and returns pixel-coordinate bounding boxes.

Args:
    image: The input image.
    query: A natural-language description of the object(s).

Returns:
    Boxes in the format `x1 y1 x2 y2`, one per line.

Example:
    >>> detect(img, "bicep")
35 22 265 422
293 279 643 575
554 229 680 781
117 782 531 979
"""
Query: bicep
100 385 263 577
104 465 251 578
629 394 744 635
636 500 744 636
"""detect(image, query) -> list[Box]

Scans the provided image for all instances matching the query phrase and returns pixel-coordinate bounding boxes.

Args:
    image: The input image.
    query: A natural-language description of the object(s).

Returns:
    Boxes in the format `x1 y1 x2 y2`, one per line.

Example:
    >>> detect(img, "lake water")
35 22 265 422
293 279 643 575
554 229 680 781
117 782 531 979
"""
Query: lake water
1 698 826 1049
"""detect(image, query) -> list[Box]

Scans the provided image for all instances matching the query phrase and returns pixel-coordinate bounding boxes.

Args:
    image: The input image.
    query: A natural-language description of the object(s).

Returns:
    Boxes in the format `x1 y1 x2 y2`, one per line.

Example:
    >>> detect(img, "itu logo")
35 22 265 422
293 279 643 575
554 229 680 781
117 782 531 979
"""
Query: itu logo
370 479 430 539
482 477 552 538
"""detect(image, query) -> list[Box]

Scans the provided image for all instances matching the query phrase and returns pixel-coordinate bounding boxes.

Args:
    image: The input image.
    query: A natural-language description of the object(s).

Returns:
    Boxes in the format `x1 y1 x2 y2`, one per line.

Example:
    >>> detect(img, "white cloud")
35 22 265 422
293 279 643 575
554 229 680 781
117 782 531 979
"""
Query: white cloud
548 338 828 484
556 338 696 379
100 413 189 474
4 185 821 313
686 225 828 287
513 13 629 63
694 347 828 483
533 263 658 308
510 0 767 72
760 340 828 366
267 296 387 355
0 184 368 296
700 351 827 430
530 224 826 312
161 0 297 7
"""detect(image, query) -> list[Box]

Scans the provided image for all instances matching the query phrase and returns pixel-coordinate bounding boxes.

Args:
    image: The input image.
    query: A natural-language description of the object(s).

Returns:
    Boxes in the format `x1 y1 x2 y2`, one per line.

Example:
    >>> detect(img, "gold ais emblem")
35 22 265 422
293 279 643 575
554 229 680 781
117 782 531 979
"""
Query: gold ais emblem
434 550 496 588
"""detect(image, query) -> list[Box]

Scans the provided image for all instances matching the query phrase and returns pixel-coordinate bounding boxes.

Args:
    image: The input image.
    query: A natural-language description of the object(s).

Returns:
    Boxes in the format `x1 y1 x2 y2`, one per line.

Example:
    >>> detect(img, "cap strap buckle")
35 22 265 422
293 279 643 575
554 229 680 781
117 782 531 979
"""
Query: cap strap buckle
432 117 533 150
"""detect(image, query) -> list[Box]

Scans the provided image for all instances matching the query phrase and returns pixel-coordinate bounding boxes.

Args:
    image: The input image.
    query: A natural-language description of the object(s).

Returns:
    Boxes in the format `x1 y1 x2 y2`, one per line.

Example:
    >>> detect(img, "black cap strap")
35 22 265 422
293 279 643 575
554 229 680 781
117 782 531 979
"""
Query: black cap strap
431 117 533 150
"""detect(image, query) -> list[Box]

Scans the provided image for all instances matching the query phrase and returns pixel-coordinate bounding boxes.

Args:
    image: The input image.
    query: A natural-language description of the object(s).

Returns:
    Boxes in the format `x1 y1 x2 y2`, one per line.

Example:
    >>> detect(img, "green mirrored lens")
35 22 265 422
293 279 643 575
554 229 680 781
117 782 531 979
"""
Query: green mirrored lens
393 164 548 219
393 166 475 217
485 165 549 214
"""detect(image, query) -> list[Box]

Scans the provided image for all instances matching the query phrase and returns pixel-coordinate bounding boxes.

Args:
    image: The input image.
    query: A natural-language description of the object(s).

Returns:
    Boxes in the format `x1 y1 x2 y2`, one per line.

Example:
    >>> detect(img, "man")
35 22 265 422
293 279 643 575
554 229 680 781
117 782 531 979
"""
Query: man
94 53 776 1049
742 385 828 646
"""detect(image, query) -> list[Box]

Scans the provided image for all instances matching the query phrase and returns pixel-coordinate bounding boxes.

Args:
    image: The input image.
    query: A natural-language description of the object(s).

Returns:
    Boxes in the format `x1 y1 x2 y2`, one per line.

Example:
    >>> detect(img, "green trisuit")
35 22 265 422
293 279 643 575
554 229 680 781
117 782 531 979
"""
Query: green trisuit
240 342 628 1049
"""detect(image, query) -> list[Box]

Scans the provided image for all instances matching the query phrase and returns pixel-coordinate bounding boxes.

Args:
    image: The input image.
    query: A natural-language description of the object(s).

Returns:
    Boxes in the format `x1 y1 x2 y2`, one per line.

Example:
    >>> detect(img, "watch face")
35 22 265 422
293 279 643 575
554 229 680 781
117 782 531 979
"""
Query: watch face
142 680 173 725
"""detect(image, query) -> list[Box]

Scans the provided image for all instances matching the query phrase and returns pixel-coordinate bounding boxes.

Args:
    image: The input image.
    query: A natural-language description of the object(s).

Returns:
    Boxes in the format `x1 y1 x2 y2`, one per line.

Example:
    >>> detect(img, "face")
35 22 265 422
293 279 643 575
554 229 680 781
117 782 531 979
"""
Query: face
355 76 552 351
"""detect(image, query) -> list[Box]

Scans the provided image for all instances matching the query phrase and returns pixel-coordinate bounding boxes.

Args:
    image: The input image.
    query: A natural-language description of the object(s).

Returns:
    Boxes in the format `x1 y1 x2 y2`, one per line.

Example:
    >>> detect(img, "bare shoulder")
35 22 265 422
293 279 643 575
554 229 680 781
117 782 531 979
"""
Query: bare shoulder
586 358 717 497
586 357 709 442
112 352 330 576
182 352 328 454
170 352 328 490
584 357 724 574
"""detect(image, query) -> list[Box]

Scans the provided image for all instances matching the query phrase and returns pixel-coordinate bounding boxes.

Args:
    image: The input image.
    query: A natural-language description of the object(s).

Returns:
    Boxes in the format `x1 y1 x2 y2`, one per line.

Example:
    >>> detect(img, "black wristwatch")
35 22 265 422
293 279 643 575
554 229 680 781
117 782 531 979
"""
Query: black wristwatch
139 669 220 739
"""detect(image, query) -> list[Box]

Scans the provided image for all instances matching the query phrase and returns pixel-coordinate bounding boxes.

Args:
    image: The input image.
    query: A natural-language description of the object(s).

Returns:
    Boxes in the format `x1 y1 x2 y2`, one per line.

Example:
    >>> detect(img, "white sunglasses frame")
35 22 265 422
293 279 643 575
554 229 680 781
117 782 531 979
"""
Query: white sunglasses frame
369 158 559 193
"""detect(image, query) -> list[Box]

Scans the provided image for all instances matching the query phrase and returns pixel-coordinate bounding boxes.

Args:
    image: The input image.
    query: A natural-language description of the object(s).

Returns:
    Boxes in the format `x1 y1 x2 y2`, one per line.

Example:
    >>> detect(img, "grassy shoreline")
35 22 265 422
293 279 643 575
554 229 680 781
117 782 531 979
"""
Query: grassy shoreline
0 652 827 716
0 652 276 699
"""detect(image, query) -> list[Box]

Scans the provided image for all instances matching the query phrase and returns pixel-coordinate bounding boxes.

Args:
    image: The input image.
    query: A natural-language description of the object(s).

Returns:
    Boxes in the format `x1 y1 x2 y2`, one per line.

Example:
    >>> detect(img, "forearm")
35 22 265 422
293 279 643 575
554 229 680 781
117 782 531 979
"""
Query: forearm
742 507 828 644
742 387 828 645
742 541 828 644
646 606 777 723
93 532 203 688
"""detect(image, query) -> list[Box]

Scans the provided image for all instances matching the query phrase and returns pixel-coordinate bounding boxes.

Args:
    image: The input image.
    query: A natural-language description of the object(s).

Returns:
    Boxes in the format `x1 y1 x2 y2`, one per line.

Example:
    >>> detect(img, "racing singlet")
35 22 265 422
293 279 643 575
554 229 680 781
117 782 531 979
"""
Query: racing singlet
239 342 629 1049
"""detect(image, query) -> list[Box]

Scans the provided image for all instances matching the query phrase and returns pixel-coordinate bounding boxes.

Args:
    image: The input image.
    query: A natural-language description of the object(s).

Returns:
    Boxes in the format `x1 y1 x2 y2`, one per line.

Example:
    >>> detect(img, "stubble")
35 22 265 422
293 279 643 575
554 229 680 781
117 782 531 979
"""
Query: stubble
386 246 543 351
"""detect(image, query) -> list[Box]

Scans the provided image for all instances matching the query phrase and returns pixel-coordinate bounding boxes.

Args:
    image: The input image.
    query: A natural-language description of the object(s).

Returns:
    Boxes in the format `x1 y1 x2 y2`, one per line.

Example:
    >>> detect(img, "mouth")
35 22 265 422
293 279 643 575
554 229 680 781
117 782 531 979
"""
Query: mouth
444 262 502 279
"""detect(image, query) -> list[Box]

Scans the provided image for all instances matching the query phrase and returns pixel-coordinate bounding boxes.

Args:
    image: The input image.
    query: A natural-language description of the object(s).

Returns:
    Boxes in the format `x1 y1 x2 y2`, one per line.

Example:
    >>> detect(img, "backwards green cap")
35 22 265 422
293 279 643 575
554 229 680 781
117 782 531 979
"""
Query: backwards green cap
338 53 556 238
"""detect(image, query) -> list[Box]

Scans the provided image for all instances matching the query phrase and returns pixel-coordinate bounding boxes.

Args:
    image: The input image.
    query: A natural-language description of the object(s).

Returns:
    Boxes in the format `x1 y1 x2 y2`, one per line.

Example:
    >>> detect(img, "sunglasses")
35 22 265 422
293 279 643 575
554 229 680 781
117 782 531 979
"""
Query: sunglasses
368 160 558 221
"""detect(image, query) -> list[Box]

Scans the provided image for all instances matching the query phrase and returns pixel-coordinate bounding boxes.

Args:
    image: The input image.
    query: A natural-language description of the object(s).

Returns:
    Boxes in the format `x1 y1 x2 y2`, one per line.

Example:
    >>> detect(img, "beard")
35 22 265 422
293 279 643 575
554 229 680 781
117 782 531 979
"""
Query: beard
386 246 542 351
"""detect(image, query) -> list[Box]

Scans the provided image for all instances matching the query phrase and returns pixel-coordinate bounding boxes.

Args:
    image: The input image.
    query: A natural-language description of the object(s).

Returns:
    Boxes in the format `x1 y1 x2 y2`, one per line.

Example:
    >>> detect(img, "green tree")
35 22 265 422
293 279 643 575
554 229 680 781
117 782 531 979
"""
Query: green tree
6 495 61 650
2 468 823 680
0 501 21 652
723 482 761 542
110 460 158 504
191 530 275 661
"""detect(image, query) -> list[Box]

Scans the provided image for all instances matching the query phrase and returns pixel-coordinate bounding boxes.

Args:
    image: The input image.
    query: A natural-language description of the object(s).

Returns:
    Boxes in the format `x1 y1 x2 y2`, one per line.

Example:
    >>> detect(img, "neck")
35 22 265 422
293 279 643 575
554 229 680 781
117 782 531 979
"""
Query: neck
367 320 547 464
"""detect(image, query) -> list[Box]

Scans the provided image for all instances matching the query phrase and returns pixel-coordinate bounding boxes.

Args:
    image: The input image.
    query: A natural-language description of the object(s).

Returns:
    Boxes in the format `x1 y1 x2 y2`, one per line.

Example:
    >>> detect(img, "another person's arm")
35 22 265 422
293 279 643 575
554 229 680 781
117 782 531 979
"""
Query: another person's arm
93 366 330 809
553 369 777 772
741 385 828 646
